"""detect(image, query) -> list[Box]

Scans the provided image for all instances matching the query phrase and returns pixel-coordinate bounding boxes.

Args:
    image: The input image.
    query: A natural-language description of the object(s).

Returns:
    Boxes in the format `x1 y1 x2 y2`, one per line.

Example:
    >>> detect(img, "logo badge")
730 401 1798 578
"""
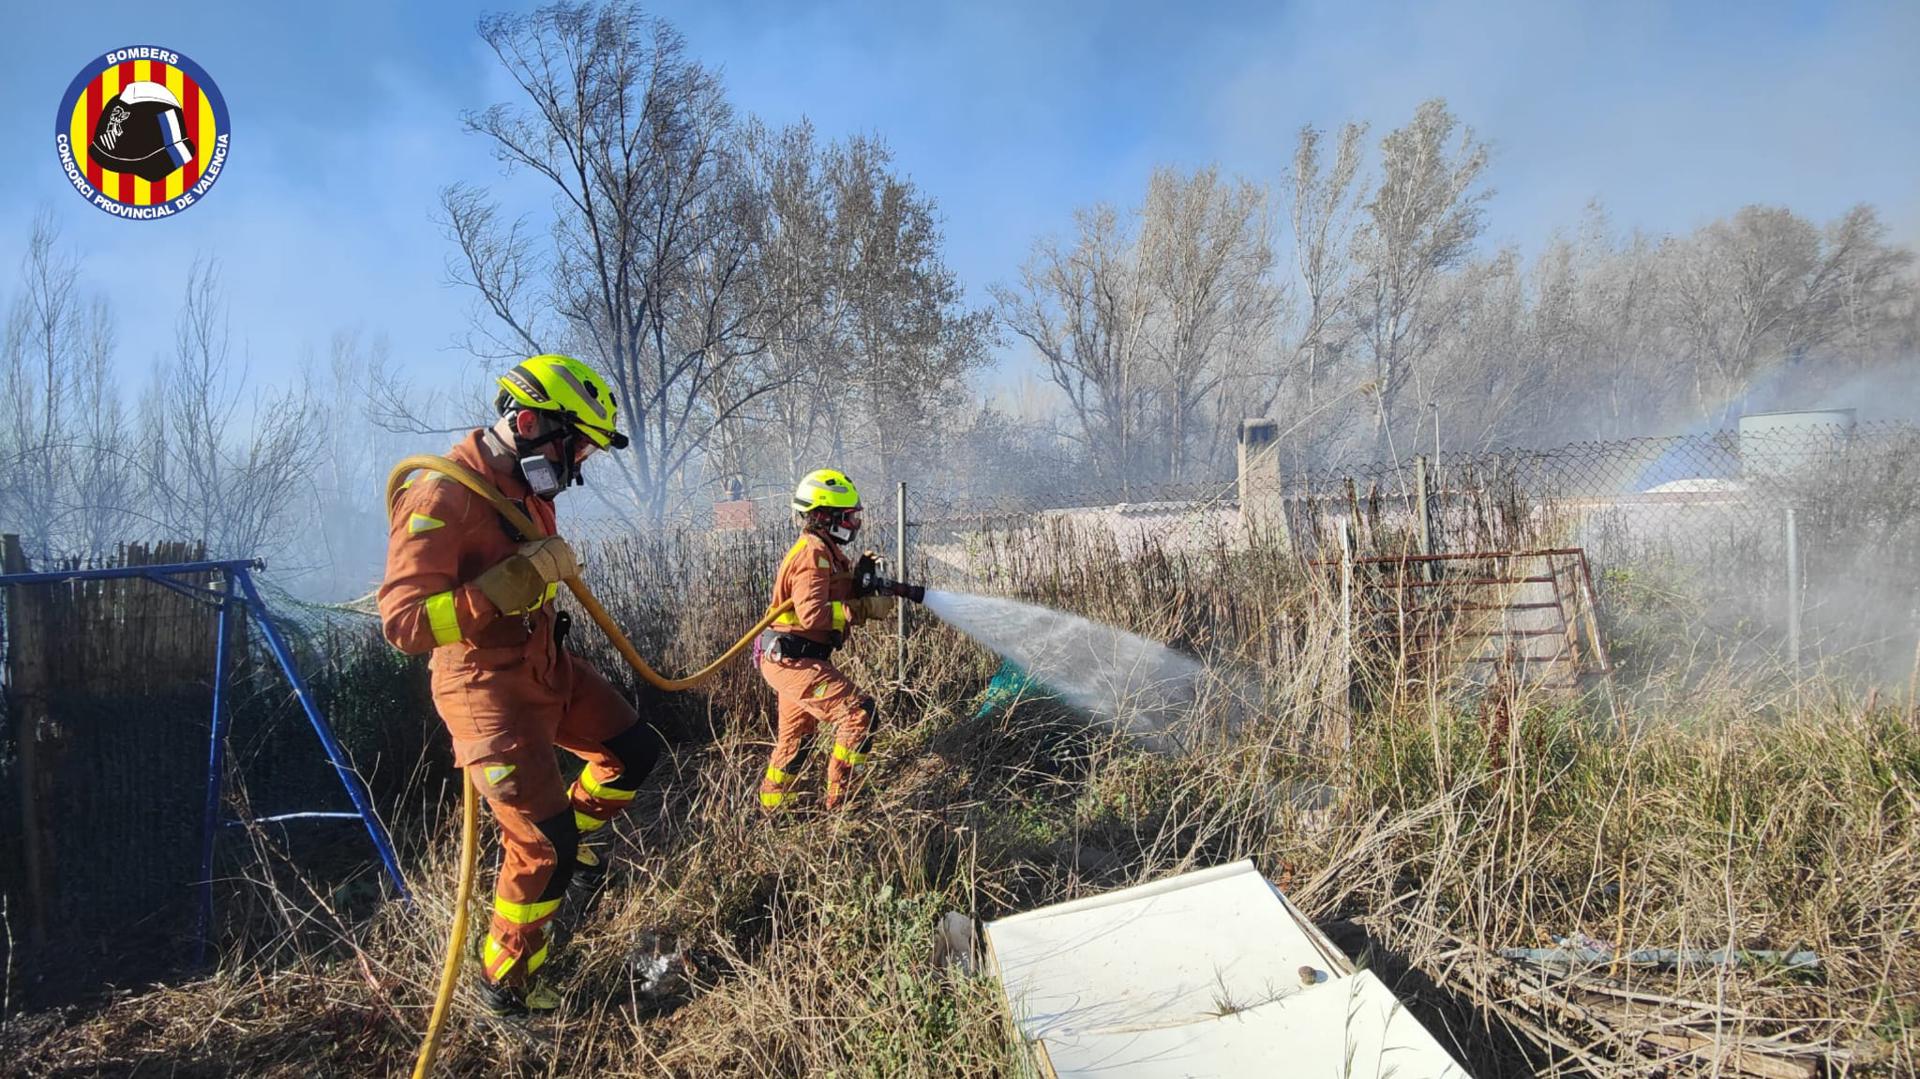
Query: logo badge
53 46 230 220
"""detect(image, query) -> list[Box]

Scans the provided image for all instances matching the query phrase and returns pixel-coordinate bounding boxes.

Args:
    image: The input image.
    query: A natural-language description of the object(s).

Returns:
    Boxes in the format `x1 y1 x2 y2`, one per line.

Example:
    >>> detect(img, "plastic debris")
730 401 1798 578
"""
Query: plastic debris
973 658 1055 719
625 929 701 1010
1501 933 1819 970
933 911 979 974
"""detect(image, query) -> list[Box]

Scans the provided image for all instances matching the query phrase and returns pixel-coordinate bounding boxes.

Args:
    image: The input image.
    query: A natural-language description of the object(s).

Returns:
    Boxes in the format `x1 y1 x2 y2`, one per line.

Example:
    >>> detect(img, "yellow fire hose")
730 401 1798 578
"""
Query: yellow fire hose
388 454 792 1078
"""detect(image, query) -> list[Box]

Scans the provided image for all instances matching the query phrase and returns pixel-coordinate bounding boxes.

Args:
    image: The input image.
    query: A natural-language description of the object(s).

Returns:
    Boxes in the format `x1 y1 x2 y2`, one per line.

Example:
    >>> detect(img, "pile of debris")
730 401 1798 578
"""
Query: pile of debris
1359 916 1876 1078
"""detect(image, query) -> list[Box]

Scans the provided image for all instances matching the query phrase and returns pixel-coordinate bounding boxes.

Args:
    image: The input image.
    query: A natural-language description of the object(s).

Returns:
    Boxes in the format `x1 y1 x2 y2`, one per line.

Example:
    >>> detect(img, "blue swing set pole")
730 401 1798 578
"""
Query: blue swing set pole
193 571 236 966
0 555 413 965
232 567 410 905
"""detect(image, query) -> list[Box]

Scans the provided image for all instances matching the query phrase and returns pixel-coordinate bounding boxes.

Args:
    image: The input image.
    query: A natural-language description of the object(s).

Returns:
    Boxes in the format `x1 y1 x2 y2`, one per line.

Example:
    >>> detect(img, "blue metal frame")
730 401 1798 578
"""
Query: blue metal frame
0 558 410 965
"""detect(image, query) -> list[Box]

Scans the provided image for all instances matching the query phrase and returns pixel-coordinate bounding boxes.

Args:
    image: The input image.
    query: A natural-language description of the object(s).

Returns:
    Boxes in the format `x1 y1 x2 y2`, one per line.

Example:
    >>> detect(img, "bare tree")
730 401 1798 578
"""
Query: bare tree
1281 122 1367 411
994 205 1157 491
831 136 991 484
1411 249 1530 450
302 329 412 596
1137 165 1282 477
141 256 312 558
738 120 848 487
448 2 794 521
1349 99 1491 459
1664 203 1917 424
0 215 141 560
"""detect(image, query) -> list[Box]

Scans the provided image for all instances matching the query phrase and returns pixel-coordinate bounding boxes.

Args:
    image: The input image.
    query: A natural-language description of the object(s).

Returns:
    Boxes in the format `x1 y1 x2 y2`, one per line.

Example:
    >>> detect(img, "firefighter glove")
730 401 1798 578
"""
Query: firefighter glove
851 551 879 594
853 593 896 623
476 537 580 613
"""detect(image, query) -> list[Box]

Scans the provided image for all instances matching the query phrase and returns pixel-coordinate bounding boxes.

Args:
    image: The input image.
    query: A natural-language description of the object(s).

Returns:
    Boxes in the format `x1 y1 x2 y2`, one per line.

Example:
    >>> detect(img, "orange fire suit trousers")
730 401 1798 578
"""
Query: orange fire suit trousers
758 654 875 809
442 652 662 987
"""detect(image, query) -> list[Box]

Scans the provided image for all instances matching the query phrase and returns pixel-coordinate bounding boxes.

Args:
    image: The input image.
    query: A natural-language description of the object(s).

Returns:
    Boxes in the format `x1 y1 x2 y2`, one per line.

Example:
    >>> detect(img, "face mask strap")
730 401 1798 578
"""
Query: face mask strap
508 408 586 497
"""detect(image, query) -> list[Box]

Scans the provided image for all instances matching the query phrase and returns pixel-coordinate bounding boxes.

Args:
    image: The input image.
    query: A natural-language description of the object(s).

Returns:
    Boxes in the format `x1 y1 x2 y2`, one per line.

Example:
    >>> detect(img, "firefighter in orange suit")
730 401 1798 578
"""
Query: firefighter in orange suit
379 354 663 1015
756 469 895 810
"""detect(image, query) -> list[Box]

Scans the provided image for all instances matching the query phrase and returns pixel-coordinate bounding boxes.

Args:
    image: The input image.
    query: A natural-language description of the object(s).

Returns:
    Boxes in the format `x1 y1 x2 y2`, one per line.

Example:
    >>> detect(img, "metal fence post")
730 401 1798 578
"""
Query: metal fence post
896 481 908 689
1785 506 1802 670
1336 521 1355 755
194 572 235 966
1413 454 1434 581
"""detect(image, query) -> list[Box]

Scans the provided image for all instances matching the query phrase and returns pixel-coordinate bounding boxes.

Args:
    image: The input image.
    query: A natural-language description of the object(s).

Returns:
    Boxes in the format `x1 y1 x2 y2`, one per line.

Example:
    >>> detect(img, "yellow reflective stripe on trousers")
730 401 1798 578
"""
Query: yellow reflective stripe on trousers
832 743 869 766
759 790 786 807
493 895 563 925
575 810 609 833
483 936 550 981
483 934 513 978
424 590 461 645
764 765 792 785
577 767 638 802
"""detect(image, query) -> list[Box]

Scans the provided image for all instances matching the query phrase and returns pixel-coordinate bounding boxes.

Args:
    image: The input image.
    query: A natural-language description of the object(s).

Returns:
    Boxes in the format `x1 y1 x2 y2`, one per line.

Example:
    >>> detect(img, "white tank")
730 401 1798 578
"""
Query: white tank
1739 409 1855 478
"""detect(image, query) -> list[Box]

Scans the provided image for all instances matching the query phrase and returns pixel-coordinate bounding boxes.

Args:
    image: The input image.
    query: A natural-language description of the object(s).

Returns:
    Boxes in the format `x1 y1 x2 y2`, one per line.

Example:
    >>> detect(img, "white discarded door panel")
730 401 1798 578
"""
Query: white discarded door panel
984 860 1470 1078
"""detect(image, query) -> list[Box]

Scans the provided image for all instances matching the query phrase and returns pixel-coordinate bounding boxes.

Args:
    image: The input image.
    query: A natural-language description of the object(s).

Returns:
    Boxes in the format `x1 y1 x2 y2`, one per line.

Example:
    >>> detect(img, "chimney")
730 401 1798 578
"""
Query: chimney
714 474 754 531
1238 418 1282 535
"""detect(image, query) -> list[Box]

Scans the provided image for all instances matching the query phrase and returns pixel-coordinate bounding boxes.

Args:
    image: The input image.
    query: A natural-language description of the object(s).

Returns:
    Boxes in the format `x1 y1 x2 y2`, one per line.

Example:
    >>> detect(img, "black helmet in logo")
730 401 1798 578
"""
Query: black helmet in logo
89 81 194 182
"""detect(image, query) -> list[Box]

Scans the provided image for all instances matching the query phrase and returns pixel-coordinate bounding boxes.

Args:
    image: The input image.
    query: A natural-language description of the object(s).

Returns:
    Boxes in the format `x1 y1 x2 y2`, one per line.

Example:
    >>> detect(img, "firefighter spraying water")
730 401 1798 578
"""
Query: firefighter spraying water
752 469 900 810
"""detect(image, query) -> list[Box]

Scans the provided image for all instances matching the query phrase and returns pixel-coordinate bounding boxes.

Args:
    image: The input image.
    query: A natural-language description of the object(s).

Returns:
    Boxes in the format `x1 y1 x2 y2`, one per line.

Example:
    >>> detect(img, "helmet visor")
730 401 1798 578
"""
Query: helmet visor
571 419 630 450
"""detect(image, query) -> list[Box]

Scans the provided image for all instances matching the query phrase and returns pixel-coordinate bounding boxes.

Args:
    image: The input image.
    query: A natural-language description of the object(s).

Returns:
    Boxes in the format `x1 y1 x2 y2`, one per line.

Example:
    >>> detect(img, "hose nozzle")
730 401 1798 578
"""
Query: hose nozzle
853 552 924 604
884 579 927 604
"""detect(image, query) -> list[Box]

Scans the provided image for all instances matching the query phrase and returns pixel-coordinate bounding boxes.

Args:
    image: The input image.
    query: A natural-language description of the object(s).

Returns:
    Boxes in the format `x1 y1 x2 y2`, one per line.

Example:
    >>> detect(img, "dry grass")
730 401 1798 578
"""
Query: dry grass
3 521 1916 1077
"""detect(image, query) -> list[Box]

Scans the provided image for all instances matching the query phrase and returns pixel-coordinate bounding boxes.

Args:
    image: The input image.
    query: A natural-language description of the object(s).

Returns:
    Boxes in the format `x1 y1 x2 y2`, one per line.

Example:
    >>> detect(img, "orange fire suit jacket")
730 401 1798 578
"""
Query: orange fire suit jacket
769 532 860 644
377 430 566 765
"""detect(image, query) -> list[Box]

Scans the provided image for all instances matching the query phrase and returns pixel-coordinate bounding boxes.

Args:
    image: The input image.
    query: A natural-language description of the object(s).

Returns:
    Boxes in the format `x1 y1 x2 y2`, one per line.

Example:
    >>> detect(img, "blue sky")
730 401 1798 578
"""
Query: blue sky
3 0 1916 394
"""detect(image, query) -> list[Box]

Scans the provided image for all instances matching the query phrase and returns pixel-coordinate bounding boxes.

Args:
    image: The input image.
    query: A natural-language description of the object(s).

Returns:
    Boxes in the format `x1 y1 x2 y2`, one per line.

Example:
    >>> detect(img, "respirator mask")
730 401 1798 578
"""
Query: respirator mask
505 407 591 499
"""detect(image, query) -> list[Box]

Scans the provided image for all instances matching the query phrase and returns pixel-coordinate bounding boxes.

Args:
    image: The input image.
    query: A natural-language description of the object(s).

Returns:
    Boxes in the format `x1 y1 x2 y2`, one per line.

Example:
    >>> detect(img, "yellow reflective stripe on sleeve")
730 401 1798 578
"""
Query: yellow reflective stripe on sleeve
576 767 638 802
831 601 849 631
408 512 444 534
832 743 869 766
759 790 786 807
424 591 461 645
764 765 792 785
769 538 813 628
493 895 563 925
779 538 808 571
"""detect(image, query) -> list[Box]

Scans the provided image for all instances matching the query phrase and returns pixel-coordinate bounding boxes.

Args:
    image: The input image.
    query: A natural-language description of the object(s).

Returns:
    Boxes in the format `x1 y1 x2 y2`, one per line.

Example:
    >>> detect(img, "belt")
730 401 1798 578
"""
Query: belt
769 633 835 662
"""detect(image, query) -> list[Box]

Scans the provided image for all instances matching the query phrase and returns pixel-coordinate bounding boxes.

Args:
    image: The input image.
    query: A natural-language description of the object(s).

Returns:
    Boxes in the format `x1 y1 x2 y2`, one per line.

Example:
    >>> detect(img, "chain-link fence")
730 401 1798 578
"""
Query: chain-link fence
564 421 1919 682
0 541 432 1010
891 421 1920 679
